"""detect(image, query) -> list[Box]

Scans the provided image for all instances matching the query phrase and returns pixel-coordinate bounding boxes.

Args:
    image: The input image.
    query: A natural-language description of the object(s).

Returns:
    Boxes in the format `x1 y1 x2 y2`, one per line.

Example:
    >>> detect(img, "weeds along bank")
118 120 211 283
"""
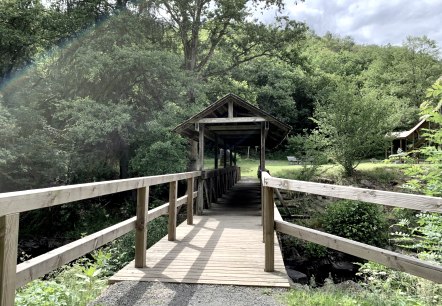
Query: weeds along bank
15 216 168 306
268 159 442 305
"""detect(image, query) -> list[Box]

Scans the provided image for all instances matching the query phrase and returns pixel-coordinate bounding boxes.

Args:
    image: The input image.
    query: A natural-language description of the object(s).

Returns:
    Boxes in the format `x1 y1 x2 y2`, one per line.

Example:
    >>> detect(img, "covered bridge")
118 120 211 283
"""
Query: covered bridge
173 93 291 172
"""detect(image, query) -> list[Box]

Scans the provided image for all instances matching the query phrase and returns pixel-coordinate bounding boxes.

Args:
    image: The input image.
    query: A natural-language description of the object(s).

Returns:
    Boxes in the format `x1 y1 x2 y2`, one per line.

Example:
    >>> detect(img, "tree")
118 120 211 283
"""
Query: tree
147 0 290 72
313 80 403 176
402 36 442 107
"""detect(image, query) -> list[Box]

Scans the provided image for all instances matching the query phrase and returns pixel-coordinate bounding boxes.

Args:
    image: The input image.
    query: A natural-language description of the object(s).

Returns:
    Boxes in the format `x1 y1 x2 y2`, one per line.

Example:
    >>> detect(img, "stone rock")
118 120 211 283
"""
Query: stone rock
360 179 376 189
286 268 308 284
331 261 356 273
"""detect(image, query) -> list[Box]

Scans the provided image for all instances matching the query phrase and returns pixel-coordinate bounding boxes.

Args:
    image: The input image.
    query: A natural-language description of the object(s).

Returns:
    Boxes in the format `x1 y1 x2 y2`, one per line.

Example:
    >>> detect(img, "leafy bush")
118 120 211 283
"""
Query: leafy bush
16 214 170 305
390 213 442 263
304 241 328 259
322 200 387 246
357 261 442 305
16 257 107 306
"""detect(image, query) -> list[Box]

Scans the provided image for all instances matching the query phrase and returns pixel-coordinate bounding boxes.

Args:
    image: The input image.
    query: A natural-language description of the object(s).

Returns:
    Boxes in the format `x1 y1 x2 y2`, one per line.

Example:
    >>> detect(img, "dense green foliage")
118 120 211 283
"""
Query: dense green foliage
285 271 442 306
313 81 402 176
1 2 441 191
357 261 442 305
322 200 388 247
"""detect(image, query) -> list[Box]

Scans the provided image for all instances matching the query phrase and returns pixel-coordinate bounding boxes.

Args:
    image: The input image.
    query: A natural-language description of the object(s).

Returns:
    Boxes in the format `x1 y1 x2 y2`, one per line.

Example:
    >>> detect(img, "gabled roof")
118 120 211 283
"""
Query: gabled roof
173 93 291 148
391 116 429 139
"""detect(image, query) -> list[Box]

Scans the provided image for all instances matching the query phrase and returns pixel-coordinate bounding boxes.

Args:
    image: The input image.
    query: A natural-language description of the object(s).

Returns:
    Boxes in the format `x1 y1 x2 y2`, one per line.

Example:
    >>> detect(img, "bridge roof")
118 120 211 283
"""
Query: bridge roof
173 93 291 148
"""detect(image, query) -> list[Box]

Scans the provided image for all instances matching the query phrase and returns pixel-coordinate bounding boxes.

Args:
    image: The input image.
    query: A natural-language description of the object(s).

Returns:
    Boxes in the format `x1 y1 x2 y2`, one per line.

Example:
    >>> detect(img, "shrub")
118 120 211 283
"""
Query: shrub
357 261 442 305
322 200 387 247
390 213 442 263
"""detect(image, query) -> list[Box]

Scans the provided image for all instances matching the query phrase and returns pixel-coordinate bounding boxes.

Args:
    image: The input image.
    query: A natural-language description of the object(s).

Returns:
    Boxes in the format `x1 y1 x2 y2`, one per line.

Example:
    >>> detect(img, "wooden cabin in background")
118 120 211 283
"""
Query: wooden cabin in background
389 116 431 155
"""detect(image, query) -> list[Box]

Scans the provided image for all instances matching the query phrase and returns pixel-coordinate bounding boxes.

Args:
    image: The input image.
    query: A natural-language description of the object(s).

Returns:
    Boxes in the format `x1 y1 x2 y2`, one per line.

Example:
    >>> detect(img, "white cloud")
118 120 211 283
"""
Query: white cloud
258 0 442 48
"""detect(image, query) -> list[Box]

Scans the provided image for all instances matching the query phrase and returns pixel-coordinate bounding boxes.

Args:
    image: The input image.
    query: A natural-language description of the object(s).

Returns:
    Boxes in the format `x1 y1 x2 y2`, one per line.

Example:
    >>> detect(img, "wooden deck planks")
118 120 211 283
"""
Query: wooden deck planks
110 214 289 287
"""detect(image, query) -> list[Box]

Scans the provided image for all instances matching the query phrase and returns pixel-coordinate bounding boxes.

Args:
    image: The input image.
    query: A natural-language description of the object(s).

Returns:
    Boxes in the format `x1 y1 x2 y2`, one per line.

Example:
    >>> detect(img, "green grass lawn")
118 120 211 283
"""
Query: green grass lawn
205 158 411 181
205 158 411 188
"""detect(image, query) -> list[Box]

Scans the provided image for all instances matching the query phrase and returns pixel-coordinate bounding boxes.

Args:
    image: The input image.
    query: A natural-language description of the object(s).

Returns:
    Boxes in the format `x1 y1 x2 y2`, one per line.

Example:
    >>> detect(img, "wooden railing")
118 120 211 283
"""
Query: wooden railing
261 172 442 283
0 171 206 306
196 166 240 214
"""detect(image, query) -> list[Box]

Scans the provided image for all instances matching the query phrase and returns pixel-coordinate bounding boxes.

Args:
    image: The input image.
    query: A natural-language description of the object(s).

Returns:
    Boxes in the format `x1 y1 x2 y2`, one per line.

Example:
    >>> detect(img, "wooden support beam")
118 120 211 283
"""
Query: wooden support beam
275 220 442 283
223 143 227 168
196 125 205 216
199 124 205 171
207 125 261 131
135 187 149 268
228 100 233 118
264 187 274 272
215 134 219 169
197 178 204 215
0 214 19 306
260 122 266 230
15 193 197 289
168 181 177 241
230 147 233 166
195 117 266 124
263 176 442 213
187 178 194 225
260 122 266 171
0 171 201 216
215 130 260 135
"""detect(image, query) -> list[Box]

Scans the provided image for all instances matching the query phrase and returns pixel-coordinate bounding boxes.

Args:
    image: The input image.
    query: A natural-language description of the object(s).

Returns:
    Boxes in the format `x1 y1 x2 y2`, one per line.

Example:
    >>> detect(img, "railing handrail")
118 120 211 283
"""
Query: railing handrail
0 168 241 306
261 172 442 283
15 191 197 288
0 171 201 216
262 172 442 213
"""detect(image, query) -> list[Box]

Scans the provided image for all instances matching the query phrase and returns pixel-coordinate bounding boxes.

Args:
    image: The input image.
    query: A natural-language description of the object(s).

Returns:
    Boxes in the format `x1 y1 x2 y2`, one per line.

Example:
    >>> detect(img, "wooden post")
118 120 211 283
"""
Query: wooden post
261 122 266 229
264 186 274 272
0 214 19 306
197 177 204 215
233 148 237 166
261 122 266 171
187 178 194 225
135 187 149 268
223 143 227 168
168 181 177 241
229 147 233 166
199 124 205 171
197 124 205 215
228 100 233 118
215 135 219 169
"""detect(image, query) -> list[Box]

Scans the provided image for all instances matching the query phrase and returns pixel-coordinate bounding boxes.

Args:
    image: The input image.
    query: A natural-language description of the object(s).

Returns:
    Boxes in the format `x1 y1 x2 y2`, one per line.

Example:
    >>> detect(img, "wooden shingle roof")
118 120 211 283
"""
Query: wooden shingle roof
173 93 291 148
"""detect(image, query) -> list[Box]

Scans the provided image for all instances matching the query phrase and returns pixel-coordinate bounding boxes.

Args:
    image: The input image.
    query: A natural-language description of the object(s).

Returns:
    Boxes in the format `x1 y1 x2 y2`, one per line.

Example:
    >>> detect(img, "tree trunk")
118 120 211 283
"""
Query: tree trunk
119 142 129 179
188 140 198 171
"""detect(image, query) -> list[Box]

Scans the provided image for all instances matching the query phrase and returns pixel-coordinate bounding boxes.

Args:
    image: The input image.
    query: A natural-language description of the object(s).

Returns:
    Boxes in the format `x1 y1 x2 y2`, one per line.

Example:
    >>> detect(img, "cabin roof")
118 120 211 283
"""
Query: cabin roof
391 116 429 139
173 93 291 148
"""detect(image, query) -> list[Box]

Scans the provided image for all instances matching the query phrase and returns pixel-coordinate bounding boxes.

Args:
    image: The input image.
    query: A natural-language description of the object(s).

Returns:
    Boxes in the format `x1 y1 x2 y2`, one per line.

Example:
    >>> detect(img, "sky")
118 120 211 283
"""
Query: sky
257 0 442 48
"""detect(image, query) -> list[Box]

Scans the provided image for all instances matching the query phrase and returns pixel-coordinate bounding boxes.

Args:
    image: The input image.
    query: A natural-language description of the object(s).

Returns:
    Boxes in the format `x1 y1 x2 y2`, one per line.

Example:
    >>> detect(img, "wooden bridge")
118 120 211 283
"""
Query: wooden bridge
1 93 442 305
109 178 289 287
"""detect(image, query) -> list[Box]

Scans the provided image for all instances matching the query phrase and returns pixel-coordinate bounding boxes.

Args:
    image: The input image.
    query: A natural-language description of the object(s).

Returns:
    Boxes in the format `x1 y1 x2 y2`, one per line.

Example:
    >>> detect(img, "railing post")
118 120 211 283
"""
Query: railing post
168 181 177 241
0 214 19 306
187 177 194 225
135 187 149 268
197 177 204 215
264 186 274 272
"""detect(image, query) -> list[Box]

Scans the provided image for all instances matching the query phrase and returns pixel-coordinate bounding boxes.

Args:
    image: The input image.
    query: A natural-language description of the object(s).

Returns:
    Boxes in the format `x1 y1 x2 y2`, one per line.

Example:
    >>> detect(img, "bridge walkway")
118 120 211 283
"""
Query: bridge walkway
109 179 290 287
